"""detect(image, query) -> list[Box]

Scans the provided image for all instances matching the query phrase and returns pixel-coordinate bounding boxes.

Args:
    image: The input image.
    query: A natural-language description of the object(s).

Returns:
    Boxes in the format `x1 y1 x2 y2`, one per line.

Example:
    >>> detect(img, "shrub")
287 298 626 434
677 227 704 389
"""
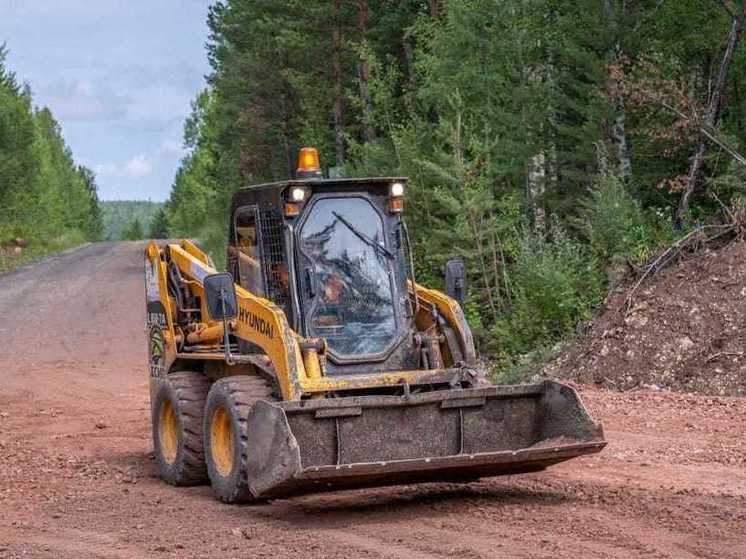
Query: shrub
489 225 603 360
580 173 643 262
579 173 675 268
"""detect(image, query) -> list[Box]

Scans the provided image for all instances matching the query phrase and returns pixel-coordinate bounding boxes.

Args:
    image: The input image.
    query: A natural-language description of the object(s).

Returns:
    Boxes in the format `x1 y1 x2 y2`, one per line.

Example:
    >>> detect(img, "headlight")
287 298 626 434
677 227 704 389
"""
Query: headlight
290 186 308 202
390 182 405 197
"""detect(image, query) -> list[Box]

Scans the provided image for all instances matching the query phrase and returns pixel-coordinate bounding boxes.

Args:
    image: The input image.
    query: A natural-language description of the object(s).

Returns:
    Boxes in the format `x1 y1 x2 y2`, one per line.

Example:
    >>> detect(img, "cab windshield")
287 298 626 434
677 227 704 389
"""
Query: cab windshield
299 197 397 357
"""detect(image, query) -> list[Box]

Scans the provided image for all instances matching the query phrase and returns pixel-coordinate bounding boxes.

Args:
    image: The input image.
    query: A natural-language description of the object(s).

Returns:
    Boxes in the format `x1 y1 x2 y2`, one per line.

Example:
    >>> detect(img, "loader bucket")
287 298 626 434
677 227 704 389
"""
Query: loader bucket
246 380 605 499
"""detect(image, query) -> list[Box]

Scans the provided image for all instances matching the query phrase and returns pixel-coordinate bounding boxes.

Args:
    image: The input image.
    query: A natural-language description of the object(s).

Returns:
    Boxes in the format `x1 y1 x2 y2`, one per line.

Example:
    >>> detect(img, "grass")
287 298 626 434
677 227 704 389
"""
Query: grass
0 231 89 273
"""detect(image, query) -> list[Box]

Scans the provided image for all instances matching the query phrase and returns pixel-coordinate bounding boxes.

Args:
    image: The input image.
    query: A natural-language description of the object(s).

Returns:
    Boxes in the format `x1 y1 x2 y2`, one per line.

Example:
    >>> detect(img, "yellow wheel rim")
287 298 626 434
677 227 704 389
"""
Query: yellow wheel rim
159 400 179 465
211 407 234 477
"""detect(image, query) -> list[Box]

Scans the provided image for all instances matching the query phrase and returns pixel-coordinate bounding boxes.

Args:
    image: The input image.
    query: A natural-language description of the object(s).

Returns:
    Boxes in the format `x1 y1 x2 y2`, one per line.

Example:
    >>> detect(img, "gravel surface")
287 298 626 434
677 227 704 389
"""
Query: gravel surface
0 242 744 558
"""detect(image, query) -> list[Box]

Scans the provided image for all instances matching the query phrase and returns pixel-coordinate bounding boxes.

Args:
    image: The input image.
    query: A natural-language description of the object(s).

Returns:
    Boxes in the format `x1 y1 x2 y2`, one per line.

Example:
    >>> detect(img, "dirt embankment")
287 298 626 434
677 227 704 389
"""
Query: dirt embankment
544 239 746 396
0 242 745 558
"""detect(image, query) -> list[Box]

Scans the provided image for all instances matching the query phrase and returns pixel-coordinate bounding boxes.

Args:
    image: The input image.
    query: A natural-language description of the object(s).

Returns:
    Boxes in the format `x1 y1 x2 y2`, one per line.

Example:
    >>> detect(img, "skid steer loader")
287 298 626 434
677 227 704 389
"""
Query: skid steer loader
144 147 605 503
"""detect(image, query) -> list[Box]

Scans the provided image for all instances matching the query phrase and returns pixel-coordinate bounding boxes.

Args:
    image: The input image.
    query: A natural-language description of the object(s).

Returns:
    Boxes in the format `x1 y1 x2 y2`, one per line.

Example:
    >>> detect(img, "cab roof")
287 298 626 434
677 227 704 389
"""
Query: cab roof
236 176 407 193
231 177 407 214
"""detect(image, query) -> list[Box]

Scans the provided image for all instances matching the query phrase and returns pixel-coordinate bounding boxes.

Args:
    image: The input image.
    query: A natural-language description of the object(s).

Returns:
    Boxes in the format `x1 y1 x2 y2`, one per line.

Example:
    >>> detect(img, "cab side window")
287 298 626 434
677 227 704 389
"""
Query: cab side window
232 208 264 296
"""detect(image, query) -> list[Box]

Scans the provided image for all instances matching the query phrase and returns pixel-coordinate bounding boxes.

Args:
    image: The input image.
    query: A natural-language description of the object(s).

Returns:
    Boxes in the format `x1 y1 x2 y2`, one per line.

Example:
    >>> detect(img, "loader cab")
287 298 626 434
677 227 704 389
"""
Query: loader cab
228 150 416 375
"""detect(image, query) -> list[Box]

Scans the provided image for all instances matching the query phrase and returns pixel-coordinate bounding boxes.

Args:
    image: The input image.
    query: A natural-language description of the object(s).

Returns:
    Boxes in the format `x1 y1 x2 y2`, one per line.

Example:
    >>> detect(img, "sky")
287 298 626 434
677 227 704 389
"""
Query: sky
0 0 211 201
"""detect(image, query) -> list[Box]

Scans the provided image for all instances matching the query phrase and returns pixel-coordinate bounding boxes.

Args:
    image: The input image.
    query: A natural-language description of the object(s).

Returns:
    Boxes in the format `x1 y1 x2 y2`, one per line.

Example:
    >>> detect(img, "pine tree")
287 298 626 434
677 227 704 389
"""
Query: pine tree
122 218 144 241
163 0 746 363
149 208 169 239
0 46 37 238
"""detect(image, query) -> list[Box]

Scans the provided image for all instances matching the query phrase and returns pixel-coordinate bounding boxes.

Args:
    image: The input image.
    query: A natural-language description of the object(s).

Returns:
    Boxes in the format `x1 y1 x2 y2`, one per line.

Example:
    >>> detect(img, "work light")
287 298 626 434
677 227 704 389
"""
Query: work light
290 186 308 202
390 182 405 197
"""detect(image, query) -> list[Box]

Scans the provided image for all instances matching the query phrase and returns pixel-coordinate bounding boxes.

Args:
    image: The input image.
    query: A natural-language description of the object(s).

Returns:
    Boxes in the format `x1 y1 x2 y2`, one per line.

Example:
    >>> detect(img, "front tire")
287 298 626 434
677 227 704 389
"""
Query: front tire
152 371 210 486
204 376 274 504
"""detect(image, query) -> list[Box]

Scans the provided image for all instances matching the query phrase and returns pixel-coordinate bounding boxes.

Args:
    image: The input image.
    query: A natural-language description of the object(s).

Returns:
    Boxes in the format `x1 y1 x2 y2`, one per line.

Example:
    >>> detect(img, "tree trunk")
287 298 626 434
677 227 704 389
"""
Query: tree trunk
613 107 631 181
332 0 345 166
398 0 417 89
402 38 417 90
527 152 546 230
604 0 632 182
542 141 558 232
356 0 376 144
282 118 293 179
675 2 746 228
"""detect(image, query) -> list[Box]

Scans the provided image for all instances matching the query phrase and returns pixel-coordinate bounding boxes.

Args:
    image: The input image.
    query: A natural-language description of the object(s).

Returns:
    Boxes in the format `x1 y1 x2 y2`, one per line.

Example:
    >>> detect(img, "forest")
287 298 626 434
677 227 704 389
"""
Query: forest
162 0 746 373
0 46 102 271
100 200 166 241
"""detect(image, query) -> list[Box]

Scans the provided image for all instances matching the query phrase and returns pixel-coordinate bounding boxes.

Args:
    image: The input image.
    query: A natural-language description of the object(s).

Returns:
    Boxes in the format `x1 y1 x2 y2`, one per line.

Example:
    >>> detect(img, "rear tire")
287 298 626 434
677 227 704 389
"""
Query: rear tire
152 371 210 486
203 375 274 504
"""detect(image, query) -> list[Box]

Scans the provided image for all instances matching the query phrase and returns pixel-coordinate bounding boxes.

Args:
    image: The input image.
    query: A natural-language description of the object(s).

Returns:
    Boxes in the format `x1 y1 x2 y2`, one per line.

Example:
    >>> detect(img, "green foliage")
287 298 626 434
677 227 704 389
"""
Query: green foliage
581 173 644 262
580 172 678 270
0 229 89 273
122 218 145 241
148 208 169 239
100 201 164 241
491 225 603 360
0 46 102 269
408 105 523 334
162 0 746 375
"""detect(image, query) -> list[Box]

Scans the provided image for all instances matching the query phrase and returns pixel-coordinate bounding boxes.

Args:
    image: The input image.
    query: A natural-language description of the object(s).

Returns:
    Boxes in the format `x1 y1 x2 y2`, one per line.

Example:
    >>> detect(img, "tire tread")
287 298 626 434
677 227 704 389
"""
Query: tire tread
153 371 210 486
205 375 276 503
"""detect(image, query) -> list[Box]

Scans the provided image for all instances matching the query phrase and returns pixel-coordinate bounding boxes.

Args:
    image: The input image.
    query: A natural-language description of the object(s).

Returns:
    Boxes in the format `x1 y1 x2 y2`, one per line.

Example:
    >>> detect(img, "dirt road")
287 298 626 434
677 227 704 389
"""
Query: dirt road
0 242 744 558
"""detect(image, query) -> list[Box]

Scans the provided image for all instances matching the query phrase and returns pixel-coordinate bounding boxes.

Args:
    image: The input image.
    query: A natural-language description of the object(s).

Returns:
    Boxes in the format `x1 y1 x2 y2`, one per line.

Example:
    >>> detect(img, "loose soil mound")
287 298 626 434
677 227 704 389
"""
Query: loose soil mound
543 239 746 396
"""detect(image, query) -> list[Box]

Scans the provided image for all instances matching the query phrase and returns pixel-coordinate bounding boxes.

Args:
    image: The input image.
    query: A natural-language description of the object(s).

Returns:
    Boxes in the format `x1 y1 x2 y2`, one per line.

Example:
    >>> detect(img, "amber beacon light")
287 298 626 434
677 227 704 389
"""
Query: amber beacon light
296 147 322 178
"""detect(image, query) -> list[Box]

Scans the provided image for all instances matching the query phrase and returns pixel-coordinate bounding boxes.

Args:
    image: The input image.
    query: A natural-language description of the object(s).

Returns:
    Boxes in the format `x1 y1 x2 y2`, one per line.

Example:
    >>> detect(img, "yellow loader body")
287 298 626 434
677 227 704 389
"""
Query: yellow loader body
144 170 605 502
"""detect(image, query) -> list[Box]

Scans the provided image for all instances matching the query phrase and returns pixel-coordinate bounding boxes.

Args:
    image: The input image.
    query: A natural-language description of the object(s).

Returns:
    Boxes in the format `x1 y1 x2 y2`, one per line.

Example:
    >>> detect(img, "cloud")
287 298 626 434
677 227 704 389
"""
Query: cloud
93 163 119 178
124 154 153 178
40 78 128 123
95 154 153 179
73 80 93 96
0 0 210 201
157 140 185 159
31 67 200 126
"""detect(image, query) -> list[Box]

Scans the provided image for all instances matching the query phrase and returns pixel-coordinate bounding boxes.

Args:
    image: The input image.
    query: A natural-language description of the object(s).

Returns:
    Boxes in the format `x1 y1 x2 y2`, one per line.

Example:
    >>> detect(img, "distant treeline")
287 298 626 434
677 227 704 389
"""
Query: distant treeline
0 46 102 269
100 200 166 241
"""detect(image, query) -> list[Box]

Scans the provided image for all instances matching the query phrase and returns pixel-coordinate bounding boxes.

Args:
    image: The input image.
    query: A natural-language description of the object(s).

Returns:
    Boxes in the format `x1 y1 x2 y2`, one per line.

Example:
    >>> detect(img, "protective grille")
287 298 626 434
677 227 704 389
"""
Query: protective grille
258 209 289 312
